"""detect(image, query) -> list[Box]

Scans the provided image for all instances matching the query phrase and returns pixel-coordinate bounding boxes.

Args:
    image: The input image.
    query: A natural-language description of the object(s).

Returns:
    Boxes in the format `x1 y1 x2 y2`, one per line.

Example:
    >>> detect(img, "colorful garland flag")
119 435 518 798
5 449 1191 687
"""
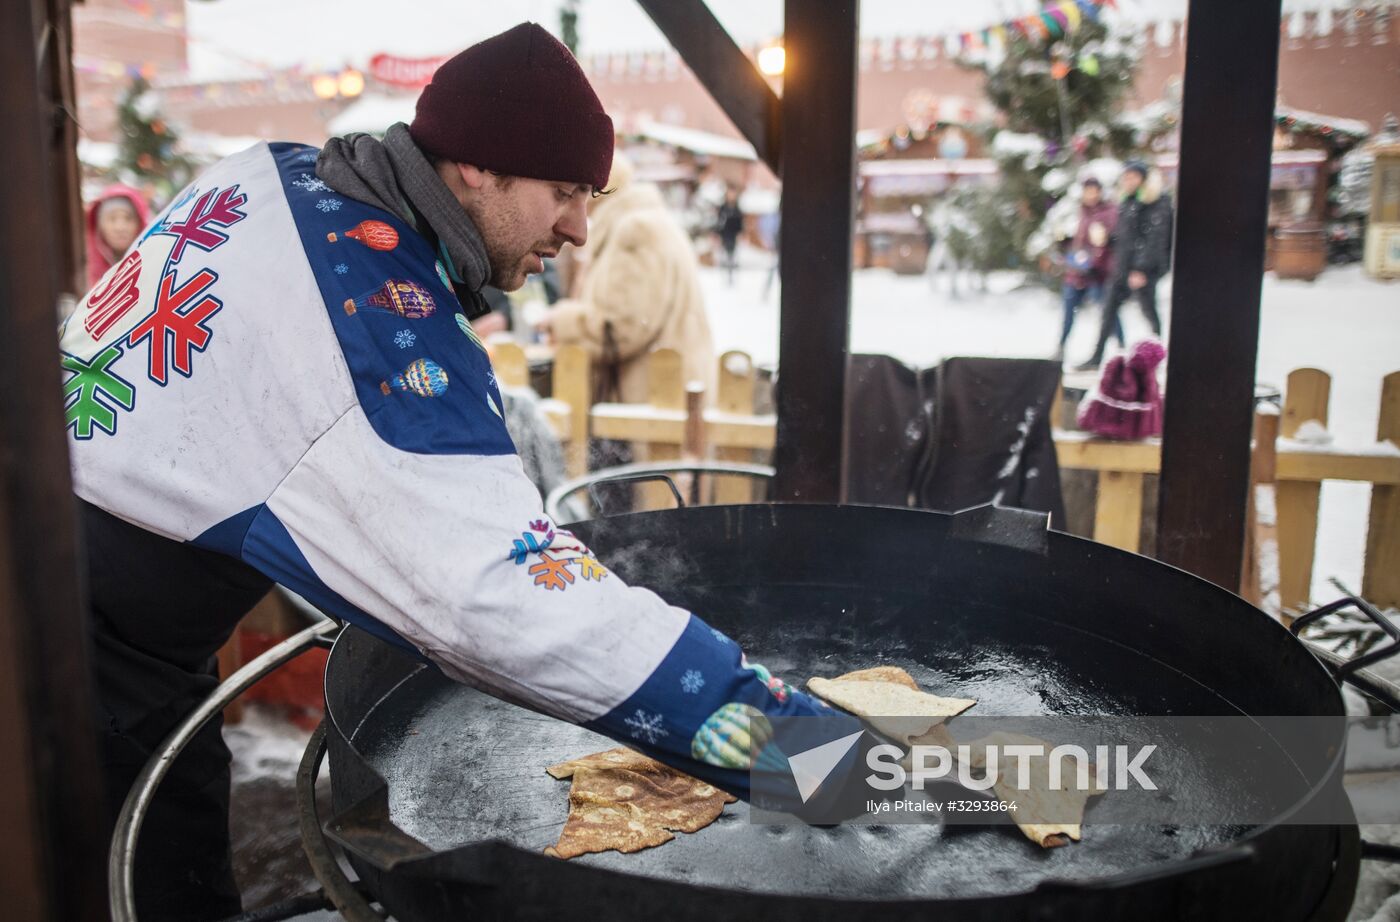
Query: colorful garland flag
1061 1 1083 30
958 0 1107 51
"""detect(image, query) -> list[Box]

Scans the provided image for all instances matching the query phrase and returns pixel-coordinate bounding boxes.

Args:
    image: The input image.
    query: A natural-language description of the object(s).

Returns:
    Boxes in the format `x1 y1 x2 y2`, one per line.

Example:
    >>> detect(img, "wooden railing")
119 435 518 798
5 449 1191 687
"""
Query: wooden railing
490 343 1399 611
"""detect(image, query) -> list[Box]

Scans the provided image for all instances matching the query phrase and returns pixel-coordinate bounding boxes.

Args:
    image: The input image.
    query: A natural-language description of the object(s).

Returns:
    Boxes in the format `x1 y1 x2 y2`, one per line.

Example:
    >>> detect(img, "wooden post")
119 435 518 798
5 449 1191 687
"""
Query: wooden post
684 382 708 461
684 381 708 505
640 349 686 509
1241 408 1281 614
1156 0 1282 588
1094 470 1145 553
715 350 758 504
490 341 530 389
773 0 858 503
0 0 107 915
554 343 590 477
1277 368 1331 613
1364 372 1400 609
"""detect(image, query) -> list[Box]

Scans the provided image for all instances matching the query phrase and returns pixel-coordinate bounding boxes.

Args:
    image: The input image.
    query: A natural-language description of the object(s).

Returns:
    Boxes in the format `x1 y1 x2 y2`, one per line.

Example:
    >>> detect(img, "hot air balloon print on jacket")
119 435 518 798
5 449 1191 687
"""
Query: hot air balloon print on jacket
326 220 399 252
344 279 436 319
380 358 449 398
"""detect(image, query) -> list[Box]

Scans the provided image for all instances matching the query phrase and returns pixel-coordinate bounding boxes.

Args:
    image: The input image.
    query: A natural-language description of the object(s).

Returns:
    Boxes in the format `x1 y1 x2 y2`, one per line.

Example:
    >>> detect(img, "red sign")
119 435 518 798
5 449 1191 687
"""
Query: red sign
369 53 451 88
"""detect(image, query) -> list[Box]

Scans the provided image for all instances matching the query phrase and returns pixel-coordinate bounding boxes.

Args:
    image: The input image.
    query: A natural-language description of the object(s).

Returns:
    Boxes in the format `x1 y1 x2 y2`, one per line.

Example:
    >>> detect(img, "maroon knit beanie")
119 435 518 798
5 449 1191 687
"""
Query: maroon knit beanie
410 23 614 191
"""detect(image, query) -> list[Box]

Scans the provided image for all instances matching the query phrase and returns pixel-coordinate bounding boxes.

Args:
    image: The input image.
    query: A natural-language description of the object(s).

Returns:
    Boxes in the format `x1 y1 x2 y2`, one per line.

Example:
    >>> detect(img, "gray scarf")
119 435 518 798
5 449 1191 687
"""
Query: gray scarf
315 123 491 294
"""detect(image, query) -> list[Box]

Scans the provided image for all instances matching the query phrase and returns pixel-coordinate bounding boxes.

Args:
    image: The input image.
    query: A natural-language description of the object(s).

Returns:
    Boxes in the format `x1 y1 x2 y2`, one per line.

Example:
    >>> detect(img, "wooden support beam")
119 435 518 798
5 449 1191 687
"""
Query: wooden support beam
633 0 781 172
0 0 106 916
490 341 530 389
773 0 858 503
1094 470 1145 553
1156 0 1282 588
554 344 590 477
1364 372 1400 608
640 348 685 508
1277 368 1331 612
715 350 758 504
1241 409 1281 613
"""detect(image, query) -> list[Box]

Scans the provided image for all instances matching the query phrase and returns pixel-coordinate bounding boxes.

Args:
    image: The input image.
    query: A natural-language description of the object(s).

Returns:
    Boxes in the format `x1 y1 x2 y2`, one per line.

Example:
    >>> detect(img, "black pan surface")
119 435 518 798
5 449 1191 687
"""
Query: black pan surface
327 505 1345 906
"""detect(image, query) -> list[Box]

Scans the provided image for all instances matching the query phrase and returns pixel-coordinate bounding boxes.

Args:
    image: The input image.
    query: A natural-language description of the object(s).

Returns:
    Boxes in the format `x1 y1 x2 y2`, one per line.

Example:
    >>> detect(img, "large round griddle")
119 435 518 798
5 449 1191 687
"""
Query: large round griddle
323 504 1350 921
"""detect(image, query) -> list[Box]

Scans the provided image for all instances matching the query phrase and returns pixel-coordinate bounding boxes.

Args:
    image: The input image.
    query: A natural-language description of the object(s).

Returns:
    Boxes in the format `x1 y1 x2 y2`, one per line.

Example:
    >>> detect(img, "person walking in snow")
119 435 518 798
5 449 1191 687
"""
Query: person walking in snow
1056 177 1123 362
713 185 744 285
1078 160 1174 370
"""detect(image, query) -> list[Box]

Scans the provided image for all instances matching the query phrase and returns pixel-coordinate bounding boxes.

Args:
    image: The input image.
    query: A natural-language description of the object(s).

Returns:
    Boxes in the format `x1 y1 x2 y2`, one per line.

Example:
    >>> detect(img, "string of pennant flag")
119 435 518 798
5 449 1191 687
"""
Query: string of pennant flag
956 0 1114 52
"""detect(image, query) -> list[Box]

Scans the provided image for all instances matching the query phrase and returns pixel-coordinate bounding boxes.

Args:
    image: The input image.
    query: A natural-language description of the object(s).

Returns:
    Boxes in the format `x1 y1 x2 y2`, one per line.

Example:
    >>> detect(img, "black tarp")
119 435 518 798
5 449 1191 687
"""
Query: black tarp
846 355 1066 528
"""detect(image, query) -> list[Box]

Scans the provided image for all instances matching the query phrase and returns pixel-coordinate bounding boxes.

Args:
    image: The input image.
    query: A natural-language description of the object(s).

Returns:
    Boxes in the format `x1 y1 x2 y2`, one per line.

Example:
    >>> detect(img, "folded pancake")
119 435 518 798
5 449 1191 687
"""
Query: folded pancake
544 748 736 859
959 731 1104 848
813 669 1097 848
546 747 662 780
831 665 922 691
807 675 977 745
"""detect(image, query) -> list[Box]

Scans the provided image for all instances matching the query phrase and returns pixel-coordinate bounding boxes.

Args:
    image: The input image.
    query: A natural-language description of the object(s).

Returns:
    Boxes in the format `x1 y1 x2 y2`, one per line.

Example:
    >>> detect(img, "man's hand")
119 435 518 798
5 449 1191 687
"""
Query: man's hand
1128 270 1148 290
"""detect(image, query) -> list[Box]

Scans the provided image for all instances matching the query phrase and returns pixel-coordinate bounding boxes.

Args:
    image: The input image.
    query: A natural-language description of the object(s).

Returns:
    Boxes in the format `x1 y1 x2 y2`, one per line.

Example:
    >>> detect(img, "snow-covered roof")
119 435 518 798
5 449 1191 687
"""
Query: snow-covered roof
326 93 416 137
861 158 996 176
78 139 119 169
1276 104 1371 140
633 121 756 161
861 158 996 197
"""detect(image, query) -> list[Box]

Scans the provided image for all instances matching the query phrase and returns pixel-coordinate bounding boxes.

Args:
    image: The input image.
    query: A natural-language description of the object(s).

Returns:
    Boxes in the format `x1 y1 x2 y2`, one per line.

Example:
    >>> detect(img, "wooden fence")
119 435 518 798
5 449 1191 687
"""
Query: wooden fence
490 343 1399 612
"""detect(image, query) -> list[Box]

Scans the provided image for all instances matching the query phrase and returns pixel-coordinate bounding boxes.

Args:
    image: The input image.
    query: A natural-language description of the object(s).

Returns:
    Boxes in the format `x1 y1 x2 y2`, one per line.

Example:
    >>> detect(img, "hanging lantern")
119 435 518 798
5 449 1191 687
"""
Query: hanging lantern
344 279 437 319
380 358 449 398
327 220 399 251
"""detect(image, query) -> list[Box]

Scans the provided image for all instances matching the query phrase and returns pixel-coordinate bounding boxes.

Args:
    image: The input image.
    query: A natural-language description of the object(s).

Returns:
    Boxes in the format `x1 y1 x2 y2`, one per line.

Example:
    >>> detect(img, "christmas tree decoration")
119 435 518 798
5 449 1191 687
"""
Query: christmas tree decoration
381 358 449 398
344 279 437 319
116 76 193 205
326 220 400 251
945 16 1139 277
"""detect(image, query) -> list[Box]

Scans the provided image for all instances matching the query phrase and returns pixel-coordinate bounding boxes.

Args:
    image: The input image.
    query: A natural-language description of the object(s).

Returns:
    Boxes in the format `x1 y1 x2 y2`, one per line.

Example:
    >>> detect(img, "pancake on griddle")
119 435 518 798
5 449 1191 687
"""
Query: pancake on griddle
544 748 736 859
807 674 977 745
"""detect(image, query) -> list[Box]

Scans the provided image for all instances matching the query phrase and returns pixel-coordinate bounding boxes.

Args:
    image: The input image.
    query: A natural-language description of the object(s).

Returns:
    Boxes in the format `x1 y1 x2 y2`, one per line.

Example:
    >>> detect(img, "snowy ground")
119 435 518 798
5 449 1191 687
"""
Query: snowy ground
701 250 1400 607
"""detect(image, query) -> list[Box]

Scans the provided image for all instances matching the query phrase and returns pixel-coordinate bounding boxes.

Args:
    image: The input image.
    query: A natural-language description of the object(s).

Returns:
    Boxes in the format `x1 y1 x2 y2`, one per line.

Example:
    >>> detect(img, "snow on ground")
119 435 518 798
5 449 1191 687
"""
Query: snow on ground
701 251 1400 605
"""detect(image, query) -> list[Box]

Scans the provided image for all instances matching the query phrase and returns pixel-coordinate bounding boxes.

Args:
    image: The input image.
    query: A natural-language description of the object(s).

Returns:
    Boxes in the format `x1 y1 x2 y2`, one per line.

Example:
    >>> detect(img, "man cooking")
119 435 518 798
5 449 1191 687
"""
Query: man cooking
64 23 856 920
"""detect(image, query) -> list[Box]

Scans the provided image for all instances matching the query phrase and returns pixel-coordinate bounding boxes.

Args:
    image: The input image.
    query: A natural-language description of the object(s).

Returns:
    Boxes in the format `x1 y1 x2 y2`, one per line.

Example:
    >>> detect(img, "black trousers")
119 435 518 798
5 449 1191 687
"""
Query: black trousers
1089 273 1163 363
84 501 271 921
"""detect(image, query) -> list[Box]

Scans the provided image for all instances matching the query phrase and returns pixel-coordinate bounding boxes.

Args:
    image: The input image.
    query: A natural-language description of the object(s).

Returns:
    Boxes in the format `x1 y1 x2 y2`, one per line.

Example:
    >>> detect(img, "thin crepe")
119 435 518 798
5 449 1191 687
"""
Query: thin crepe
813 668 1097 848
544 748 736 859
807 674 977 745
959 731 1104 848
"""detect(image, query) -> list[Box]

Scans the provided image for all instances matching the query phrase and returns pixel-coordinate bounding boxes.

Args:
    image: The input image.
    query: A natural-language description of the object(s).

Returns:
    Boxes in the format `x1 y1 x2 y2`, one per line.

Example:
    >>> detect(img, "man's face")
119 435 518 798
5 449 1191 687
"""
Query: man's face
458 167 590 291
1120 171 1143 197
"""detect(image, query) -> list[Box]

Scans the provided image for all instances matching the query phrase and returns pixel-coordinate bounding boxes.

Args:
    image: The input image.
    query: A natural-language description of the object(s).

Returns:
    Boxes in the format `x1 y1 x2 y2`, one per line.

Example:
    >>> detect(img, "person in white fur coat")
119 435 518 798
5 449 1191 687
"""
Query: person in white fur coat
540 154 716 409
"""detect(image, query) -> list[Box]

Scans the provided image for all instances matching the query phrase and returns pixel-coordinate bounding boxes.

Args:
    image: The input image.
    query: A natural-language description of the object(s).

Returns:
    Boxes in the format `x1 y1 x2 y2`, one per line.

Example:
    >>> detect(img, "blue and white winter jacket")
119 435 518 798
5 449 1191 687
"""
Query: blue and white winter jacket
61 142 854 795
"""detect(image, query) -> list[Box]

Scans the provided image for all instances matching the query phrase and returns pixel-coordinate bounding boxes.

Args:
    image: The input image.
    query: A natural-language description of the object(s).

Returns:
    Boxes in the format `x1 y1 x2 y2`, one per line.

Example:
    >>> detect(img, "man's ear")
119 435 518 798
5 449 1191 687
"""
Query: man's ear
457 163 488 190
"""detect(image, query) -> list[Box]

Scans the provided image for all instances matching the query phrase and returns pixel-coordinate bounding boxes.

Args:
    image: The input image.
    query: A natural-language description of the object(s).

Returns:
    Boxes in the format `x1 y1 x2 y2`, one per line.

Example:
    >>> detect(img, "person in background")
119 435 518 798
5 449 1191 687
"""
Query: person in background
713 185 744 286
85 184 150 287
758 207 781 300
1056 177 1122 363
1077 160 1174 370
539 153 715 409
